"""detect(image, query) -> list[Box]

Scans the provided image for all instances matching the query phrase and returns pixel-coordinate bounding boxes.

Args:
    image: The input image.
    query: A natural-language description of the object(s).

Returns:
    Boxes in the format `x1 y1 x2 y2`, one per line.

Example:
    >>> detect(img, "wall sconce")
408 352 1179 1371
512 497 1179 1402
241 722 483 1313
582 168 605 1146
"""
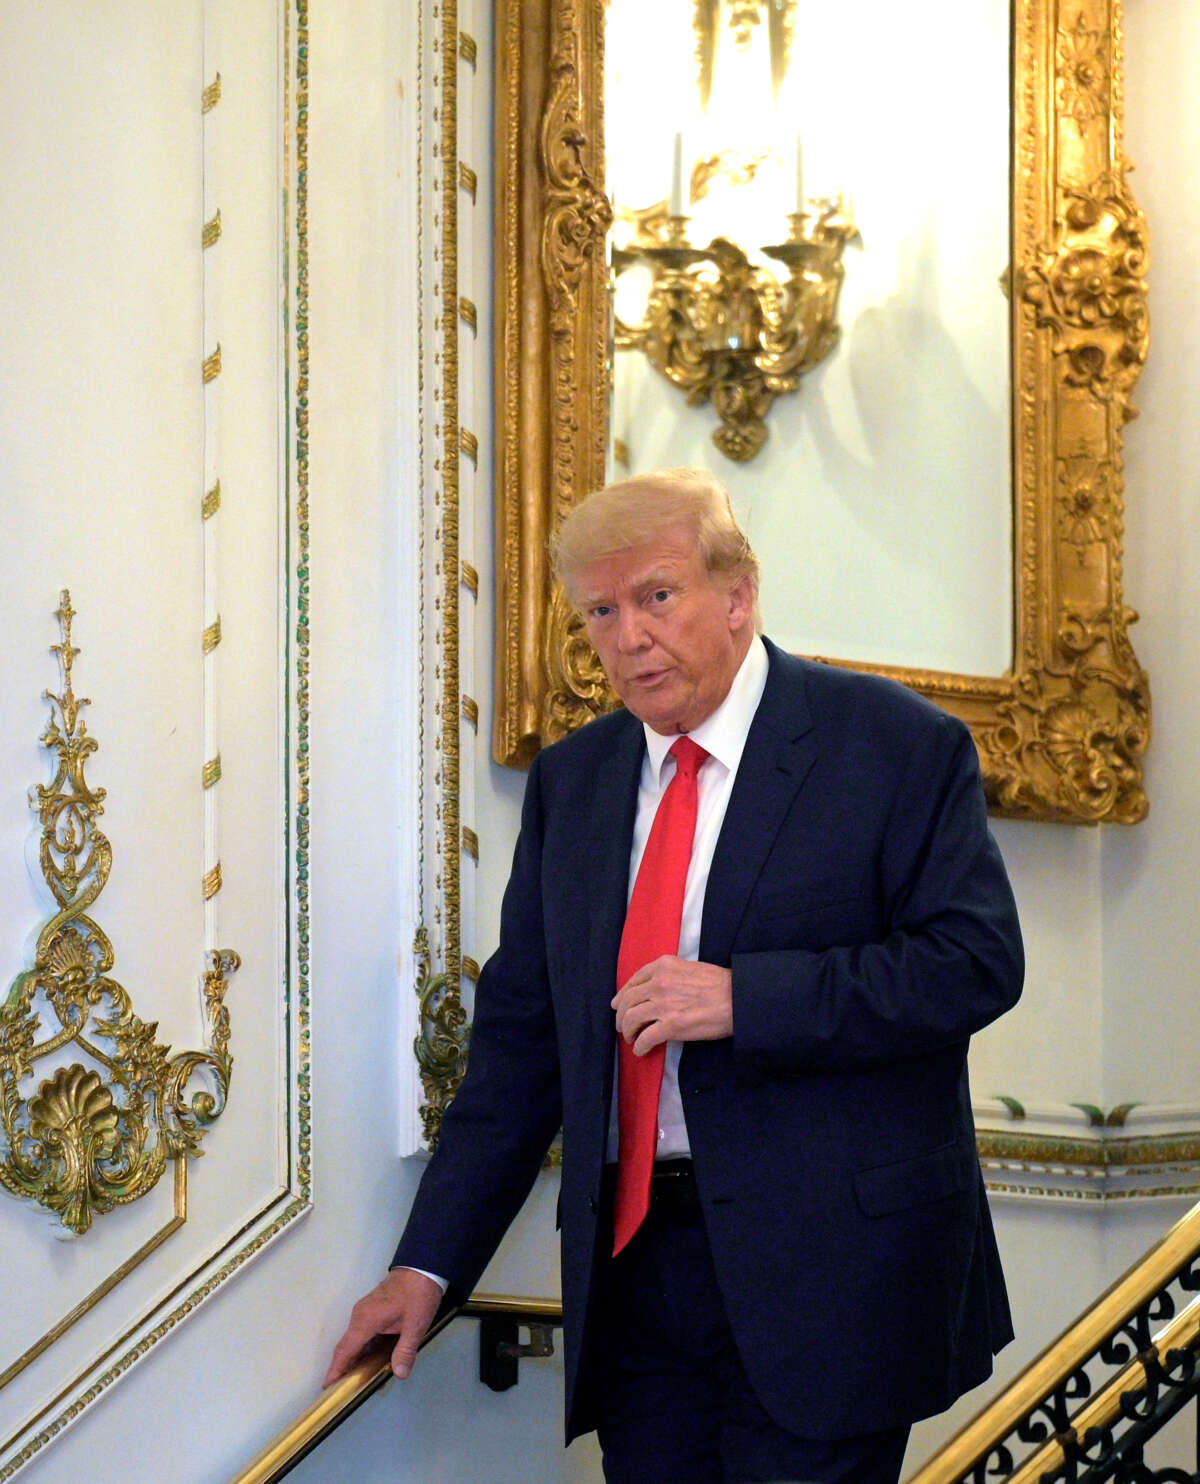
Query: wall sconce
612 199 859 463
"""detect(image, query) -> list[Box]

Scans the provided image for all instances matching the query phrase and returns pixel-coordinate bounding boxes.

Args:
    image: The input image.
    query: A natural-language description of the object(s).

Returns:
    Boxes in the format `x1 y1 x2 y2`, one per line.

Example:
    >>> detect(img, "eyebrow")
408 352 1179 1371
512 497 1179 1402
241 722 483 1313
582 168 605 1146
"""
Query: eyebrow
578 566 684 606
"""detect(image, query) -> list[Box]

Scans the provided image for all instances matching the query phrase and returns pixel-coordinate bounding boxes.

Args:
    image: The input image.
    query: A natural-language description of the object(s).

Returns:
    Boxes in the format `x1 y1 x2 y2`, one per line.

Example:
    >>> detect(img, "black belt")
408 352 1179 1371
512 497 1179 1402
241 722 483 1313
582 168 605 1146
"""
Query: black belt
603 1158 701 1216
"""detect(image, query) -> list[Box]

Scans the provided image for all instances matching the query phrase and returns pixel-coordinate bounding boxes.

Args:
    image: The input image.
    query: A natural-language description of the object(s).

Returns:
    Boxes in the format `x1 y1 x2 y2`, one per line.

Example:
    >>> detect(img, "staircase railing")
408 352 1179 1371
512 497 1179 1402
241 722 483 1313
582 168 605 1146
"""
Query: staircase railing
909 1199 1200 1484
232 1200 1200 1484
230 1293 564 1484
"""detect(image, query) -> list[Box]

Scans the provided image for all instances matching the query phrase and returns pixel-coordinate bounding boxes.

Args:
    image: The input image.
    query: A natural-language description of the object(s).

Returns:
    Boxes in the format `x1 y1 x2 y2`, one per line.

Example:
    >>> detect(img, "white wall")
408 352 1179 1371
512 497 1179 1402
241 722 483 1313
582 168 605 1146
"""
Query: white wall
1100 0 1200 1106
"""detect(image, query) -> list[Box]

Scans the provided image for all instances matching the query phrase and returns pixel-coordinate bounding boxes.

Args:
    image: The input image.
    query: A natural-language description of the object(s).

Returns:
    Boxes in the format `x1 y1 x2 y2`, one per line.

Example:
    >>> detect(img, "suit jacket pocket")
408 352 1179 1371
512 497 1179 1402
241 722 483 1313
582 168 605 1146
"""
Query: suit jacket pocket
853 1141 975 1217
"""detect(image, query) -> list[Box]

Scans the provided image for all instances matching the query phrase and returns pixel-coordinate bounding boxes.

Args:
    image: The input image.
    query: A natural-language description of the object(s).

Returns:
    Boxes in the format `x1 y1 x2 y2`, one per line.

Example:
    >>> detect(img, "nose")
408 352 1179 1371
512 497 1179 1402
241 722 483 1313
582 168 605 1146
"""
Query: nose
615 603 649 654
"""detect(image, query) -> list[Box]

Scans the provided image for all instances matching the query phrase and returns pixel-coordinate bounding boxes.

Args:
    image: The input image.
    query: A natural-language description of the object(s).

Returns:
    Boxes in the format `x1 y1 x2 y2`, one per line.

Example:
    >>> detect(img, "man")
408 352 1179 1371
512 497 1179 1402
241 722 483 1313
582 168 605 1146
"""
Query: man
326 468 1023 1482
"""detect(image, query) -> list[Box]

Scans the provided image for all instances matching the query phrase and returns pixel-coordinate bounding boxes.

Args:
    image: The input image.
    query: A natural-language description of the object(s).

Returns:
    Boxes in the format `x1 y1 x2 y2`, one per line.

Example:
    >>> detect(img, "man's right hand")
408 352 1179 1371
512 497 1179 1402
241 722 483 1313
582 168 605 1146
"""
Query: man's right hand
322 1267 443 1387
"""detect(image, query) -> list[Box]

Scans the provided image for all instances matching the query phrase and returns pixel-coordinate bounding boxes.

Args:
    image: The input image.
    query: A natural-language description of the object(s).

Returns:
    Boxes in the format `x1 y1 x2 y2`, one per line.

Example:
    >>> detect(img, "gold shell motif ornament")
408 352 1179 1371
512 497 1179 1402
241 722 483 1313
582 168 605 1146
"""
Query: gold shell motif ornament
0 593 238 1234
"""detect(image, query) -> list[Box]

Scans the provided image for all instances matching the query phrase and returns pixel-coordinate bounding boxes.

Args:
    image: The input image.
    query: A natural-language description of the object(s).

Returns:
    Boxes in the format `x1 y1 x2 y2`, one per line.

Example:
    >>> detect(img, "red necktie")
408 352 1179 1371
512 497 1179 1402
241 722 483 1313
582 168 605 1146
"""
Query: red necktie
612 735 709 1256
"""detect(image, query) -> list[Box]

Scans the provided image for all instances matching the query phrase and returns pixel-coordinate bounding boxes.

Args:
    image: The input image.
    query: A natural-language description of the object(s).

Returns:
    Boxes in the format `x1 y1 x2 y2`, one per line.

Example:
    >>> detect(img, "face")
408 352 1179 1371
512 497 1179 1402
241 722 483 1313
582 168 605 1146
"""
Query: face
575 526 755 735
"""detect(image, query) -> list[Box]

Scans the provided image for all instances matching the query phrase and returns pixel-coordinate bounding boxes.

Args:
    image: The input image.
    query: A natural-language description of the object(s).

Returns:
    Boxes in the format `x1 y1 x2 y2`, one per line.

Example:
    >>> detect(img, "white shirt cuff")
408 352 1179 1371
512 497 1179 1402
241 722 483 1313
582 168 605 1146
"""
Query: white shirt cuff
395 1264 449 1295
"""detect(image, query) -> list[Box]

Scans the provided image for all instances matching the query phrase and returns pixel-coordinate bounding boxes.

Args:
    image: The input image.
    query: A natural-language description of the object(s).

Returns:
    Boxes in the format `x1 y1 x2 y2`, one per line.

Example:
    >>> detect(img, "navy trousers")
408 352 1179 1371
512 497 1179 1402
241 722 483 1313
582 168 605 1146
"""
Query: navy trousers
583 1176 910 1484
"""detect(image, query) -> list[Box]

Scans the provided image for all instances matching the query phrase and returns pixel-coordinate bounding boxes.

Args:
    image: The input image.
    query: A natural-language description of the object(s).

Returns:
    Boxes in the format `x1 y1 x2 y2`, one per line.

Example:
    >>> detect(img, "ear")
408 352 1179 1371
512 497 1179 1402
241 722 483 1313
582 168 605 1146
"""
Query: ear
725 574 754 631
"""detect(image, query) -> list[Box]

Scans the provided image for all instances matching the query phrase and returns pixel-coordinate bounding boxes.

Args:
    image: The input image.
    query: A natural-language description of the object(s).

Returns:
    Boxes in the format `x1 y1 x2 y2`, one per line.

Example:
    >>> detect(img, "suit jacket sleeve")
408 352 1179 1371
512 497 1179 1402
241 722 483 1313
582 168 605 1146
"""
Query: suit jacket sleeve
730 707 1023 1074
391 751 563 1295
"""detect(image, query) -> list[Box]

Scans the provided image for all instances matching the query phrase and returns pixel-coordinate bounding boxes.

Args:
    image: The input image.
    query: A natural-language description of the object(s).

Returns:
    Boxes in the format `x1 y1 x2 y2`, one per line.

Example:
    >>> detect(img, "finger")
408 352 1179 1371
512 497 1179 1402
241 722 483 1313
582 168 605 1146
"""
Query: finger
323 1329 366 1388
391 1310 432 1380
616 999 660 1042
391 1333 420 1380
632 1020 667 1056
611 959 666 1007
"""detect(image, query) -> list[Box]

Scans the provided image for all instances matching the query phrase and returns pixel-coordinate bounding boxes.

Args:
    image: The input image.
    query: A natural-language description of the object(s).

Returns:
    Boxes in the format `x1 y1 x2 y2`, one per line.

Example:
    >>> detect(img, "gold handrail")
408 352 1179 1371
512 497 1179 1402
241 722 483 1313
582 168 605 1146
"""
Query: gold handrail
231 1293 563 1484
235 1200 1200 1484
907 1198 1200 1484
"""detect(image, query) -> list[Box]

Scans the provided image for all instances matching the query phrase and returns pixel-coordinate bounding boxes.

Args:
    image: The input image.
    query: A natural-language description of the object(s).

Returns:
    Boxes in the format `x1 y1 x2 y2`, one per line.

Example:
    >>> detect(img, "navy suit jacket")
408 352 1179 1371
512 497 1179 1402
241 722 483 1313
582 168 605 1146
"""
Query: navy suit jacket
395 640 1024 1440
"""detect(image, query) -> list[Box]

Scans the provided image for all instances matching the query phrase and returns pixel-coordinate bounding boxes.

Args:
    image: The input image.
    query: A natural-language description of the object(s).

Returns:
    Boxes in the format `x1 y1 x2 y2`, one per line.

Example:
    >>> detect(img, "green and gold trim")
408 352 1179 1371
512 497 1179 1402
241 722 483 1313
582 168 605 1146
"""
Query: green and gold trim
412 0 471 1144
976 1098 1200 1201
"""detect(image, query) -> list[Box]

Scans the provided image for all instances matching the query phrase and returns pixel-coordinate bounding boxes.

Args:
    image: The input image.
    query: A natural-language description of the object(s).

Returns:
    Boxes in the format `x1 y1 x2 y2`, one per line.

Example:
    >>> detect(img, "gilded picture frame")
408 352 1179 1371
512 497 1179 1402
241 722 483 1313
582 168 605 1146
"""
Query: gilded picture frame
493 0 1150 824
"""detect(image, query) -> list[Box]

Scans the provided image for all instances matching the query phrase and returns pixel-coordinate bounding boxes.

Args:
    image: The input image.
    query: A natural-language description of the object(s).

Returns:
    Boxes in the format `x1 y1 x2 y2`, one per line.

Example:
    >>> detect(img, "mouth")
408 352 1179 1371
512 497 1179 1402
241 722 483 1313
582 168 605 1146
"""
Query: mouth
626 667 669 687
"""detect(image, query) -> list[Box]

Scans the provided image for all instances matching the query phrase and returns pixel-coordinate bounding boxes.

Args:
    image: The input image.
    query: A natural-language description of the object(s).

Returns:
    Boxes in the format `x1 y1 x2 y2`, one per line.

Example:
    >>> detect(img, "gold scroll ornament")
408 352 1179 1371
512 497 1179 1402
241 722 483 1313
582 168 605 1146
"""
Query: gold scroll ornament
0 593 238 1234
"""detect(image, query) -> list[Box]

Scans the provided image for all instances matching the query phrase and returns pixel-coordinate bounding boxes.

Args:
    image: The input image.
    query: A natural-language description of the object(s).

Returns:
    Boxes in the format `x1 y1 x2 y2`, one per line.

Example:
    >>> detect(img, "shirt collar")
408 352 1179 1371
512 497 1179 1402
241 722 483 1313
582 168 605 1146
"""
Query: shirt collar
642 636 769 786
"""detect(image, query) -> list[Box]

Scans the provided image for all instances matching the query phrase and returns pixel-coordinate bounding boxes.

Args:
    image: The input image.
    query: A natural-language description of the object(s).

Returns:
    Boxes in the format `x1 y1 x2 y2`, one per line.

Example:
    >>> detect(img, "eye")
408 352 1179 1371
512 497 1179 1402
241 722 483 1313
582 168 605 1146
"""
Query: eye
650 588 671 604
587 603 613 620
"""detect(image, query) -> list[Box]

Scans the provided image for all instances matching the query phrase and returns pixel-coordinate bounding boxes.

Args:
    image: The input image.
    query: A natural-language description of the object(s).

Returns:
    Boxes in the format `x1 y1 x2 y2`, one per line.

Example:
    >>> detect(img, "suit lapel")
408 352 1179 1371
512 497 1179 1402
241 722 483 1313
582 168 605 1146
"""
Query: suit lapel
584 713 644 1051
699 644 818 965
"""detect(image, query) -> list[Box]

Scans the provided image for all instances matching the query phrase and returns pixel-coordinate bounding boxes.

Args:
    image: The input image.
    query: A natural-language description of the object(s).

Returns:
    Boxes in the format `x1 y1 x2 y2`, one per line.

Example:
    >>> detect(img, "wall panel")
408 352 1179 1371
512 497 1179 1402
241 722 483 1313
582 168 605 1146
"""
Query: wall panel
0 3 308 1473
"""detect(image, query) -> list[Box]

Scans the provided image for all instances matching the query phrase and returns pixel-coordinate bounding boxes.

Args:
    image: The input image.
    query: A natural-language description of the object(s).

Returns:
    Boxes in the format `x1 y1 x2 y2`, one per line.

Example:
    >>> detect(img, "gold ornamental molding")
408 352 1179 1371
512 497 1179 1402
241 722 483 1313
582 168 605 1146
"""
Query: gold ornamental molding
410 0 470 1145
495 0 612 769
975 1098 1200 1202
0 594 238 1235
493 0 1151 824
413 928 469 1147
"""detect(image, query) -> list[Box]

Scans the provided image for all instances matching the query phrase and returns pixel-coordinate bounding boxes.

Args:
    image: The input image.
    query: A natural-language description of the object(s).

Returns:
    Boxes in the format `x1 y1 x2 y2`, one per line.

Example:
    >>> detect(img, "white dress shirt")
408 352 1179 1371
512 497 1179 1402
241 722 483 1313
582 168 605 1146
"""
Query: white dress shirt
605 635 769 1162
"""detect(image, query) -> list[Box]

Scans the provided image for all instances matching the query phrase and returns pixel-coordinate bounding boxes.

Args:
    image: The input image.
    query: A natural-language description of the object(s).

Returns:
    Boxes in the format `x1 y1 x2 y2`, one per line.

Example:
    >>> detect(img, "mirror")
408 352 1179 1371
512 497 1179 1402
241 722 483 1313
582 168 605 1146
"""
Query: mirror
494 0 1151 824
605 0 1011 677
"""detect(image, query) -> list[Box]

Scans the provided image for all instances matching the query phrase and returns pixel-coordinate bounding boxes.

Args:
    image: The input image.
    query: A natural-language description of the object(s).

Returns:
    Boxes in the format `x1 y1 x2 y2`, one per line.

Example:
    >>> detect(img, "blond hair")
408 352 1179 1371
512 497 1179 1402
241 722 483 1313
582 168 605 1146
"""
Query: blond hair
552 467 761 627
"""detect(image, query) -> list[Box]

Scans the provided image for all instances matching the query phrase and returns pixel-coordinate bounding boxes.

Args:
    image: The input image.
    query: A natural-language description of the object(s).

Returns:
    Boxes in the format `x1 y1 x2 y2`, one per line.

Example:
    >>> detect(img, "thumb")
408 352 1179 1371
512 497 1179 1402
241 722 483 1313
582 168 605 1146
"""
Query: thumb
390 1314 426 1380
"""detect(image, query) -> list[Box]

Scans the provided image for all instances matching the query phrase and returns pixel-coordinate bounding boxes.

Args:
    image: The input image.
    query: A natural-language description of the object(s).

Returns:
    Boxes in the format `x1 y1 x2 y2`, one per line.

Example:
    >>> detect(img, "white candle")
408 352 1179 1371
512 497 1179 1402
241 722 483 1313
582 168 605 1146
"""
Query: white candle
794 135 805 214
670 132 684 217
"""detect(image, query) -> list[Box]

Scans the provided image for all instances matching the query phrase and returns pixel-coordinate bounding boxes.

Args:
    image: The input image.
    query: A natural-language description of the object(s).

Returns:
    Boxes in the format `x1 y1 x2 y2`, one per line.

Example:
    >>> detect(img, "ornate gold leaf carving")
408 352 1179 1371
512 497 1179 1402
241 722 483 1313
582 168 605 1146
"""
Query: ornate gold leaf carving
412 928 469 1147
1024 173 1148 404
0 594 238 1234
1056 13 1110 127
